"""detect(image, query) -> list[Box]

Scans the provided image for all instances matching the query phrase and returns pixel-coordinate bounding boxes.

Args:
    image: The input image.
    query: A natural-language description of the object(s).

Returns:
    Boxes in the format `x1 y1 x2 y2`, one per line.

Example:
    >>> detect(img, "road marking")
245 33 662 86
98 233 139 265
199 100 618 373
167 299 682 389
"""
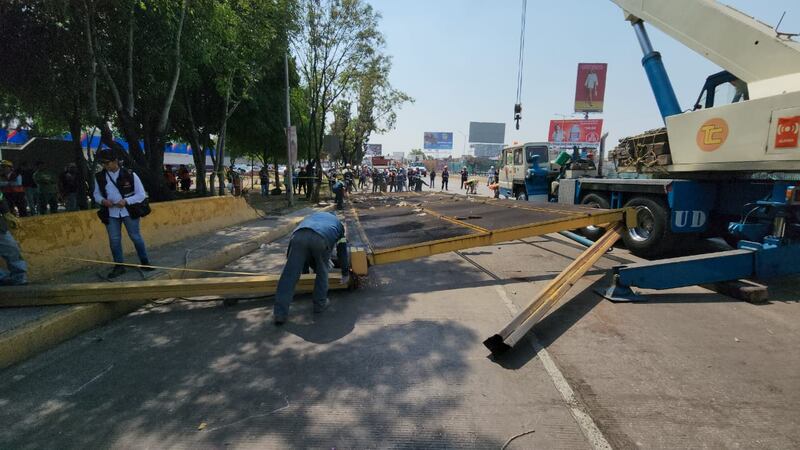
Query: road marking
494 285 612 450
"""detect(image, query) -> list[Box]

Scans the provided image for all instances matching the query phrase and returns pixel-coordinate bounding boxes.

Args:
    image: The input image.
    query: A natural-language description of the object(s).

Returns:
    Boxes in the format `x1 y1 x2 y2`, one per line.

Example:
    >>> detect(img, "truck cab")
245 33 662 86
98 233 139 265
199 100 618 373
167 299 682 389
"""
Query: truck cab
498 142 553 201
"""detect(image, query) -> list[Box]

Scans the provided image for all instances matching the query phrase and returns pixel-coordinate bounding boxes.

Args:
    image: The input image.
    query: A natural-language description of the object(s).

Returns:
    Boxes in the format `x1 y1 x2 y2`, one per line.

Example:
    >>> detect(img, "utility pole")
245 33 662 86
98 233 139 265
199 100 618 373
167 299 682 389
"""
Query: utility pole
285 52 294 207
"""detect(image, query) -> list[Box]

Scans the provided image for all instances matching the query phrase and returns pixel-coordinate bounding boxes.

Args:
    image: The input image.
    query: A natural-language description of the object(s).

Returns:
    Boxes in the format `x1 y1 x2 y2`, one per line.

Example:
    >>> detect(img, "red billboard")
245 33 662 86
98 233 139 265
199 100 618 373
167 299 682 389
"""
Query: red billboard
574 63 608 113
548 119 604 144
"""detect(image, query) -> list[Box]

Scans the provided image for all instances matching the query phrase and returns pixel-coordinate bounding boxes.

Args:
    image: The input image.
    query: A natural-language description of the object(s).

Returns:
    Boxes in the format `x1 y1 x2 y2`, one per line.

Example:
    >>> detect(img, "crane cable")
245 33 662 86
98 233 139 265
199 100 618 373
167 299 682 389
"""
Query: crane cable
514 0 527 130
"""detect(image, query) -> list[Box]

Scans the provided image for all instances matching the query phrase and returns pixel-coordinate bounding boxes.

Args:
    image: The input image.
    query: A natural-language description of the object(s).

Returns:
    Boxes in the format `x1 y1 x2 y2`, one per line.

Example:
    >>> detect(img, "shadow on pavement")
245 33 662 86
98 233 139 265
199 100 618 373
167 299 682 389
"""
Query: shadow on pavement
0 257 503 449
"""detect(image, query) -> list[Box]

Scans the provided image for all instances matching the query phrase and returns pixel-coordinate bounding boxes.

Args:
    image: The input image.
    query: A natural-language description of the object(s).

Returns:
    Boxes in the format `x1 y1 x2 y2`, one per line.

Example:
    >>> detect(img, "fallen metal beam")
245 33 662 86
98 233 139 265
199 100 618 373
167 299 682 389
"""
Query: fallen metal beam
483 223 625 356
0 274 346 308
370 209 627 266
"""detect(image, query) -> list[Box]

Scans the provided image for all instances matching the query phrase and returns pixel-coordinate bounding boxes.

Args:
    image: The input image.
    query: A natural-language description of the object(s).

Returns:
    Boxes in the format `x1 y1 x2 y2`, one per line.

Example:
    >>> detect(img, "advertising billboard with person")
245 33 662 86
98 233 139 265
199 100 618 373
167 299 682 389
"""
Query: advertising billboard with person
548 119 604 144
574 63 608 113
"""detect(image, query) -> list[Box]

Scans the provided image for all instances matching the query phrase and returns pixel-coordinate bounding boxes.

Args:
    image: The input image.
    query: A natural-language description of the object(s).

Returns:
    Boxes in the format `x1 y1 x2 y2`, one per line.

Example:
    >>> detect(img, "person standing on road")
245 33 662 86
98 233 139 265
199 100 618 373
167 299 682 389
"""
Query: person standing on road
0 191 27 286
441 167 449 191
274 211 350 325
429 169 436 190
93 150 154 280
460 167 468 190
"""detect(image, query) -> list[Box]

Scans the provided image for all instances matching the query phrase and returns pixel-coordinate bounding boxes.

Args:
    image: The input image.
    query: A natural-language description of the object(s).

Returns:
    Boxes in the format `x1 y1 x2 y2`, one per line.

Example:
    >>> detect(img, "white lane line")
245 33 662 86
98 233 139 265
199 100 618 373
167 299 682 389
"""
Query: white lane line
494 286 612 450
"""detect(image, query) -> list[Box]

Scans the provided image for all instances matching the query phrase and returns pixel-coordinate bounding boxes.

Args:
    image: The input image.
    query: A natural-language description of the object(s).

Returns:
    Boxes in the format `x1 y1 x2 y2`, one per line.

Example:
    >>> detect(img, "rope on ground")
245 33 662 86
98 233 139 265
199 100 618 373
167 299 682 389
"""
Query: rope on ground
501 429 536 449
19 249 265 276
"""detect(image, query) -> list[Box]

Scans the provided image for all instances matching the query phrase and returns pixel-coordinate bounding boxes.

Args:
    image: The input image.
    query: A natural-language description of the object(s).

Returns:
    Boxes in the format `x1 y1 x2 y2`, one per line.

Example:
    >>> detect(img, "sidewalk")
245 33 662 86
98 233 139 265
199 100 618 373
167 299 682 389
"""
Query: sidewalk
0 204 330 369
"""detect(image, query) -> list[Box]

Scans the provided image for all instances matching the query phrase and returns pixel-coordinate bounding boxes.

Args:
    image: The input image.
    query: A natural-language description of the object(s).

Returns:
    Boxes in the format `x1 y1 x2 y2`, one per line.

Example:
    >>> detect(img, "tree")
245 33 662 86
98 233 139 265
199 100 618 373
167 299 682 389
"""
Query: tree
344 54 411 164
175 0 293 196
0 0 94 208
81 0 189 201
292 0 383 201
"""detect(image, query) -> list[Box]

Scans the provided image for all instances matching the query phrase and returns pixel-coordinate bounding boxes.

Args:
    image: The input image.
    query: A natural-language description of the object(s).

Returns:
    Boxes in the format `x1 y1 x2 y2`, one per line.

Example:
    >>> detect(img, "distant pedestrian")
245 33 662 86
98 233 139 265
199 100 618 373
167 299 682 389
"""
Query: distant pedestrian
331 176 345 210
33 161 59 214
0 191 27 286
429 169 436 190
298 167 307 195
164 165 178 191
273 211 350 325
20 162 38 215
178 165 192 191
259 166 270 196
441 167 449 191
58 163 79 211
460 167 468 190
93 149 154 280
0 160 28 217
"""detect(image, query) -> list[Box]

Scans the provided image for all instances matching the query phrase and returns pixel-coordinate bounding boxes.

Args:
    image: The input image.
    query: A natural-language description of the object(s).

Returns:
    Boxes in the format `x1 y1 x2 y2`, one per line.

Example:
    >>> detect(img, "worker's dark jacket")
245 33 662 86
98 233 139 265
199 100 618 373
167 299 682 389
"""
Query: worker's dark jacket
95 168 136 198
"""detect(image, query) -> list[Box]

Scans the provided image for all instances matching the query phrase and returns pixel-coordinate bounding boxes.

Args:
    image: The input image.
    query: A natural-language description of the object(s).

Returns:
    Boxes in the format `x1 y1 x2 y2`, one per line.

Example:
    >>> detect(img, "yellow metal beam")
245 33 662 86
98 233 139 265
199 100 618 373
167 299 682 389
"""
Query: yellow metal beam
370 209 627 266
483 223 625 355
0 274 346 308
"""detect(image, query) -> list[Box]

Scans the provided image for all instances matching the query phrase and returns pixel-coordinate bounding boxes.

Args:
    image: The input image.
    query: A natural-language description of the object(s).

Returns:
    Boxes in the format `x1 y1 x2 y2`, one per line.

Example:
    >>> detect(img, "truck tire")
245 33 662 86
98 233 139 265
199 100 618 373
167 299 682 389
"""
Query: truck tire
622 196 673 258
516 191 528 201
579 193 610 241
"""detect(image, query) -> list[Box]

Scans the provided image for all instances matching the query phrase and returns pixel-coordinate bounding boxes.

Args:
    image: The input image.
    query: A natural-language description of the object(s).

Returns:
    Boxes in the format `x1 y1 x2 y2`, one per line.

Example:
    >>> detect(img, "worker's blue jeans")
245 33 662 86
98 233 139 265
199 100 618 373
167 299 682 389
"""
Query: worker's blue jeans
261 182 269 196
274 229 331 319
106 216 149 264
0 230 27 284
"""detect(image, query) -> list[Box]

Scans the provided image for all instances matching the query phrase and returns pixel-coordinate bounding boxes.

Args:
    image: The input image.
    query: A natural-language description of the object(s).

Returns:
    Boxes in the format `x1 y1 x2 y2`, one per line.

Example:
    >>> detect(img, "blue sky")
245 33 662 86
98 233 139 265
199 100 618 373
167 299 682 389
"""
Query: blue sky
366 0 800 157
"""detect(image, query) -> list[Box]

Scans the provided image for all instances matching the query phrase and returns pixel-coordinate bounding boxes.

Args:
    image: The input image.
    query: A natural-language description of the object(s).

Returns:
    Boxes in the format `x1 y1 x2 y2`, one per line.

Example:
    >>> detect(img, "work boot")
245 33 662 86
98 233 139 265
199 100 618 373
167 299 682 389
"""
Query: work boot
274 315 287 326
107 265 126 279
313 298 330 314
140 260 156 272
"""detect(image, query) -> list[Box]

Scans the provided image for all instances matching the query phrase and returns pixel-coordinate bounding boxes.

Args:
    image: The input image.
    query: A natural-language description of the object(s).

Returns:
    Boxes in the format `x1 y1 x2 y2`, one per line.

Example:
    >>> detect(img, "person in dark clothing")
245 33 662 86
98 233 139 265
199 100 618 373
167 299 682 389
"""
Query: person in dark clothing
58 163 79 211
1 161 28 217
460 167 468 190
273 212 350 324
441 167 449 191
20 162 38 215
297 167 307 195
0 191 27 286
429 169 436 190
33 161 59 214
178 165 192 191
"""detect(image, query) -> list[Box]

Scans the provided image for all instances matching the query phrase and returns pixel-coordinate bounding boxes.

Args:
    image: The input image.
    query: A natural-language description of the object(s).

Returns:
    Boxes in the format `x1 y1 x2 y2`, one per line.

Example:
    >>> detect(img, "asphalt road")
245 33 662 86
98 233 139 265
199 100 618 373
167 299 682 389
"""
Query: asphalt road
0 193 798 448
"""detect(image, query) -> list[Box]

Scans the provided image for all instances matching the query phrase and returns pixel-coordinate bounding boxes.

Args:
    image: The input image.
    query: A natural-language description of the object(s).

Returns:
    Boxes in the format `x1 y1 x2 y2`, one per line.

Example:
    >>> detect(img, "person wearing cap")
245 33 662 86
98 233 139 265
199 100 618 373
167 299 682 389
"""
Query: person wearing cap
0 191 27 286
273 211 350 325
93 150 154 279
0 160 28 217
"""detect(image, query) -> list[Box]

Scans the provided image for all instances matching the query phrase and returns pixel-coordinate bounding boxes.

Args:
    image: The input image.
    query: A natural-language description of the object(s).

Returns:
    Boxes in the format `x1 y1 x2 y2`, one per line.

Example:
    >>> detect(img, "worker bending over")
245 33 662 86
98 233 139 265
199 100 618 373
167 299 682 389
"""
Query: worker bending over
274 211 350 325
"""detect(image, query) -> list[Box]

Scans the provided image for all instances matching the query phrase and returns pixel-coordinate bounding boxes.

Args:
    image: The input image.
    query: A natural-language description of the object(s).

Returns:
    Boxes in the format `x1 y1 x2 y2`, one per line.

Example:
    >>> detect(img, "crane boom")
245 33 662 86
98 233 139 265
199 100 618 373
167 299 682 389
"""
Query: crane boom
610 0 800 98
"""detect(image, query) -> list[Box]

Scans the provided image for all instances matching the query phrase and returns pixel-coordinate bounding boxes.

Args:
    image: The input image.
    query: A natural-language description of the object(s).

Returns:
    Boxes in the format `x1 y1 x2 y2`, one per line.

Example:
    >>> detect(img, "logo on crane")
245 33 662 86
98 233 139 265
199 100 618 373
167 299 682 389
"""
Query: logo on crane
696 118 729 152
775 116 800 149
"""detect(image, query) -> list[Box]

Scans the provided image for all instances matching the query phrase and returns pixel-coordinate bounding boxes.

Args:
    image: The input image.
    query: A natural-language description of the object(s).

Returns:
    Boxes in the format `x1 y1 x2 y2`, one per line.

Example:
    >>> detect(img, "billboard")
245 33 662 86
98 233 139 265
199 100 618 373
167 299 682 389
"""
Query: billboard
548 119 604 144
365 143 383 156
423 132 453 150
574 63 608 113
468 122 505 144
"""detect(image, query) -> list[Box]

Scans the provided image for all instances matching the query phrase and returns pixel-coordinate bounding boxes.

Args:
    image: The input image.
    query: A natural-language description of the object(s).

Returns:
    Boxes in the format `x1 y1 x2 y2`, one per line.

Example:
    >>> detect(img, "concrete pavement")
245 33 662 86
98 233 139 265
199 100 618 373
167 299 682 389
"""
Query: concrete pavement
0 191 798 448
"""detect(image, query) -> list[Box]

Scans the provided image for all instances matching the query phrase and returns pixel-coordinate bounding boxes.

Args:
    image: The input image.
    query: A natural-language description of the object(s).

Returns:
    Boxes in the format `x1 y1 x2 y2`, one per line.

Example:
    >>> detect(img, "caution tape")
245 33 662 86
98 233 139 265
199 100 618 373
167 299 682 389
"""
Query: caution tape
19 249 265 276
